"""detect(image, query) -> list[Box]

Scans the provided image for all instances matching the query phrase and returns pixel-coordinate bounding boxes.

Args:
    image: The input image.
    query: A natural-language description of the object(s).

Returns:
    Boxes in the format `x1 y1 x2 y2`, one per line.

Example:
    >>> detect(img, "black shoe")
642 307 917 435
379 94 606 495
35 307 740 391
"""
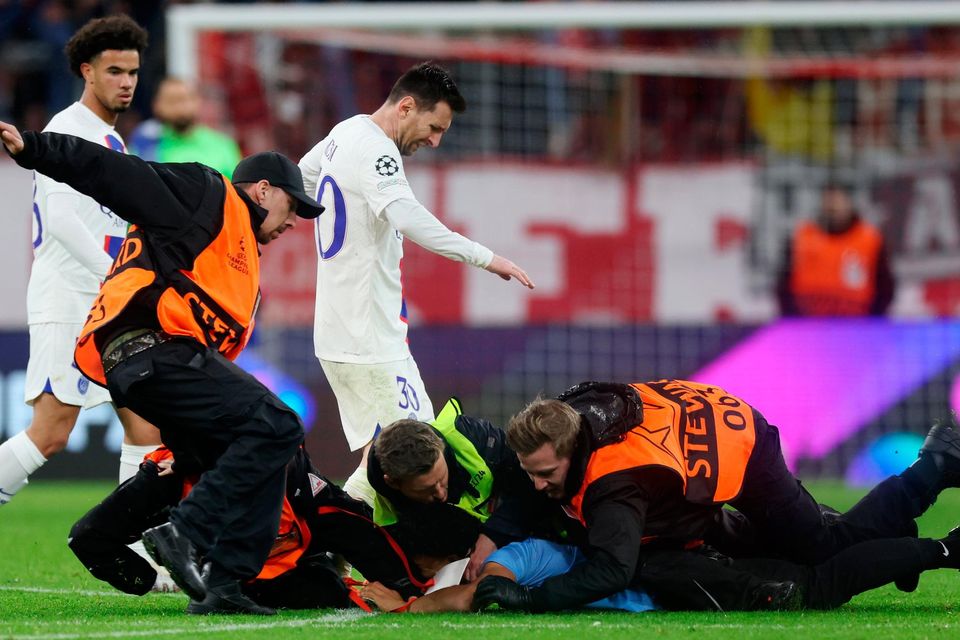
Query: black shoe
920 421 960 490
895 518 921 592
142 522 206 601
751 580 803 611
186 580 276 615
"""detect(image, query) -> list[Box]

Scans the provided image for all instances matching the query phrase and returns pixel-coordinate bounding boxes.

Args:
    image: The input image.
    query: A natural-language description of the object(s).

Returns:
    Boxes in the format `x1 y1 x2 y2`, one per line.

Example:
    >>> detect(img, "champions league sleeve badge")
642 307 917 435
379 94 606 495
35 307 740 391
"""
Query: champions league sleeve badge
375 155 400 177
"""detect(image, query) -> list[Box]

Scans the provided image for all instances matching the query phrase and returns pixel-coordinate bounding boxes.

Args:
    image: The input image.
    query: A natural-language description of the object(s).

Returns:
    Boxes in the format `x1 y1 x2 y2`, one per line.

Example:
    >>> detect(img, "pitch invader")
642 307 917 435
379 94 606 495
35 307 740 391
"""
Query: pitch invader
298 63 535 507
0 16 161 505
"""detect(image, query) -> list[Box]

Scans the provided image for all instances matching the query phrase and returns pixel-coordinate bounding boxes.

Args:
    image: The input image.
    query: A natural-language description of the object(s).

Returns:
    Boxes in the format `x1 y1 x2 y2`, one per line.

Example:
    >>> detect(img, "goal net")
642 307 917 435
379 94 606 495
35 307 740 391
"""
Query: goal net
168 3 960 478
170 2 960 325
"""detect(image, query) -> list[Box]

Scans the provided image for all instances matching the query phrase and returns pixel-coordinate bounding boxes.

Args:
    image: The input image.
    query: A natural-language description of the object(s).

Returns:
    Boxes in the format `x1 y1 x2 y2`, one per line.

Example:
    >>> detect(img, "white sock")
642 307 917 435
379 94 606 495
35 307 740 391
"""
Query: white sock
0 431 47 504
119 443 159 484
343 466 376 506
128 538 177 592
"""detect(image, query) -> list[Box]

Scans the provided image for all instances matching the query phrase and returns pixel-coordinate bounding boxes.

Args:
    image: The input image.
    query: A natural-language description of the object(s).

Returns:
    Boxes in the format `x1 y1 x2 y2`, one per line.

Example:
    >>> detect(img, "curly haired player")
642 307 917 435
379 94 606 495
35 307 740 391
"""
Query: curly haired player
0 14 163 509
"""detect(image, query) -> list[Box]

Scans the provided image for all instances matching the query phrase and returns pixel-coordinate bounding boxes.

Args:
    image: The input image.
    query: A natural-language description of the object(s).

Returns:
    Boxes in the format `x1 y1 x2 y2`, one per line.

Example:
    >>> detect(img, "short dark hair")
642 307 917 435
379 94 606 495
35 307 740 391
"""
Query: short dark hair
65 15 149 78
387 62 466 114
390 503 480 559
375 419 445 481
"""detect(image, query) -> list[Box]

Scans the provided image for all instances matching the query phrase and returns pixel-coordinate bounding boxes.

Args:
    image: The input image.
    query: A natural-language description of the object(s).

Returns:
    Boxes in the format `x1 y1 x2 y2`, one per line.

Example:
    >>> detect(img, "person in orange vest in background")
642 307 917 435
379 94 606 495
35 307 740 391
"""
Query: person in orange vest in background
0 118 323 615
472 380 960 612
777 183 895 316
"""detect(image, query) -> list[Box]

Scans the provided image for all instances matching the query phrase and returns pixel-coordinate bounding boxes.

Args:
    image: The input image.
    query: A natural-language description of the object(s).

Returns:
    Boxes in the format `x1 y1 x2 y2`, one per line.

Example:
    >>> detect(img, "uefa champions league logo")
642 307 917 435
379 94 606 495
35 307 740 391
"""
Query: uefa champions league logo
375 155 399 177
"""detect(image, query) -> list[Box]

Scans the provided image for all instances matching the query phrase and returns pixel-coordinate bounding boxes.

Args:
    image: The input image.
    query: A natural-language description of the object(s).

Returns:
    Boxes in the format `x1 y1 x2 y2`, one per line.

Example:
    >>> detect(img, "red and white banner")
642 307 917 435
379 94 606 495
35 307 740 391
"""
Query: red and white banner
258 161 772 327
4 159 958 329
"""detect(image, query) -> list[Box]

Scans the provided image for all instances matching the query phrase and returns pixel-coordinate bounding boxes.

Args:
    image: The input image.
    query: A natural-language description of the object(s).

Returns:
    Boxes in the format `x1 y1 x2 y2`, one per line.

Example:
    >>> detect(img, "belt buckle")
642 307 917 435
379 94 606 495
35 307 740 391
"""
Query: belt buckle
102 330 166 375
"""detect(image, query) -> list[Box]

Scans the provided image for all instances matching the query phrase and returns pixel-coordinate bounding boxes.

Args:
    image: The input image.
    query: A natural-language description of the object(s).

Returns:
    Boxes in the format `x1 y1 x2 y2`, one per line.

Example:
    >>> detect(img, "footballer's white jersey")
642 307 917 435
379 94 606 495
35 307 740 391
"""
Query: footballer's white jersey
300 115 492 364
28 102 128 325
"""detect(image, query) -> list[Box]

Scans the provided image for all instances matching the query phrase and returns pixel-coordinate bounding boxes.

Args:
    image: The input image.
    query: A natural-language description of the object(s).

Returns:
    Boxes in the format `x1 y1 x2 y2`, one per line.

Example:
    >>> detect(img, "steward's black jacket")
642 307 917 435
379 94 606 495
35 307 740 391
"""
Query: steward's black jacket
10 130 267 347
527 382 721 611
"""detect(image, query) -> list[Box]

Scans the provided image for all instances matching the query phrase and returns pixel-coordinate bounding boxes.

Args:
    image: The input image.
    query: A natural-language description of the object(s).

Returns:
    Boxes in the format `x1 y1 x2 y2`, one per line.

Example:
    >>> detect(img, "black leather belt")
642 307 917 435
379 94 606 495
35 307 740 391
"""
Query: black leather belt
102 329 171 375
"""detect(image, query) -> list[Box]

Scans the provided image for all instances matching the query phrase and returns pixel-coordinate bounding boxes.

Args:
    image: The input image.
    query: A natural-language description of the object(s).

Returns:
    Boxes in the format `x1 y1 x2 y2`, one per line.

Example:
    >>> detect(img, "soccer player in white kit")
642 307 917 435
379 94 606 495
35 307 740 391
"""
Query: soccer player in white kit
0 16 161 505
299 62 534 506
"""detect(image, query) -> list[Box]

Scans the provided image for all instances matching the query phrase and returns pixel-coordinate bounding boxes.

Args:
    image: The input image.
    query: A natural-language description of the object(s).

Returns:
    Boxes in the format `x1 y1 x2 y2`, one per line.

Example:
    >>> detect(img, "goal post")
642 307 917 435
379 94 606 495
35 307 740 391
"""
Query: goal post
167 2 960 81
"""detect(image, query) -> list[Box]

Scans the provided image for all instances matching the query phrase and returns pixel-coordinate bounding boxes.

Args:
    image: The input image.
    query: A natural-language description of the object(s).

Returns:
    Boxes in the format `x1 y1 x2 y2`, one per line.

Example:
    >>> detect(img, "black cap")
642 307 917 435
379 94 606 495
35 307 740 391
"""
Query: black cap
232 151 324 219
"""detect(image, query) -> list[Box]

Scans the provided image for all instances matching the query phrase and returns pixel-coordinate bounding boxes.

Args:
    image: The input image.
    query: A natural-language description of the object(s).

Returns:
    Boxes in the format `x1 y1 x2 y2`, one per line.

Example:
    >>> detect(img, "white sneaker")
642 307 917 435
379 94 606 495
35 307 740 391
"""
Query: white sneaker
131 539 181 593
151 568 181 593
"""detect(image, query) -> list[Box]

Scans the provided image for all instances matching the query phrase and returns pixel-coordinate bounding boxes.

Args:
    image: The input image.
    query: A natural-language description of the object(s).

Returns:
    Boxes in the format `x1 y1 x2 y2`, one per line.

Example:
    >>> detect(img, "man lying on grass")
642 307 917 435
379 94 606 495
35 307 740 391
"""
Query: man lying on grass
362 523 960 613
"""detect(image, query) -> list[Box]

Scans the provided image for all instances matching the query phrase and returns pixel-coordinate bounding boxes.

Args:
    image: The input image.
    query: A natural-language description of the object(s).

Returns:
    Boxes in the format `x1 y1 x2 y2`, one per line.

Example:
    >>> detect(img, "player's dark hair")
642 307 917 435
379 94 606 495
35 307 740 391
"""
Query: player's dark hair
375 419 445 481
387 62 466 114
390 503 480 559
65 15 148 78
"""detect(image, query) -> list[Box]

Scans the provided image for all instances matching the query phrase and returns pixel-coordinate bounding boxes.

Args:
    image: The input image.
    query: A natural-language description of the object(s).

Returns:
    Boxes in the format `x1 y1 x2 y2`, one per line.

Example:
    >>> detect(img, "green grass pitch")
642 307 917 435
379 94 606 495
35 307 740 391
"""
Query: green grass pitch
1 481 959 640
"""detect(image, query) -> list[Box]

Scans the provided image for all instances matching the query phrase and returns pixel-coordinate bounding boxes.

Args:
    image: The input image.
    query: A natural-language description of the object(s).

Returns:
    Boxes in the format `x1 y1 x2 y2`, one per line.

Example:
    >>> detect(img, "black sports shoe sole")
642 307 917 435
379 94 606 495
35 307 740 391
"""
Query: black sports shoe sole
142 525 207 602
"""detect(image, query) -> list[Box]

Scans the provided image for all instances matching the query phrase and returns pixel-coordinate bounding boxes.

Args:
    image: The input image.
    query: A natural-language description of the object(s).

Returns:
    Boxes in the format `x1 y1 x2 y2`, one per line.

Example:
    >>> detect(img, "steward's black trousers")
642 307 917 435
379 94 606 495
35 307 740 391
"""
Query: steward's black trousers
104 339 303 580
639 536 947 611
725 414 926 564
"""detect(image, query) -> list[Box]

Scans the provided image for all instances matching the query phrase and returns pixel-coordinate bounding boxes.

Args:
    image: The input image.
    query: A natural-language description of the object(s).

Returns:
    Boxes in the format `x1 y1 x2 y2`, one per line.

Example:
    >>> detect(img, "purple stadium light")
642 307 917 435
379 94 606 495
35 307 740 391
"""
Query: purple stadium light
951 374 960 417
694 319 960 469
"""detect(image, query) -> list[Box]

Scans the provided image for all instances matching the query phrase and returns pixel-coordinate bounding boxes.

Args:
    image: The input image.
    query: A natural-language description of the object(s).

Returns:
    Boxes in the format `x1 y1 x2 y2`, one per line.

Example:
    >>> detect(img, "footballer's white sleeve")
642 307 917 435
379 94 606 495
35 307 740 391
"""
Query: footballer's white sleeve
384 196 494 268
298 145 322 202
44 191 115 281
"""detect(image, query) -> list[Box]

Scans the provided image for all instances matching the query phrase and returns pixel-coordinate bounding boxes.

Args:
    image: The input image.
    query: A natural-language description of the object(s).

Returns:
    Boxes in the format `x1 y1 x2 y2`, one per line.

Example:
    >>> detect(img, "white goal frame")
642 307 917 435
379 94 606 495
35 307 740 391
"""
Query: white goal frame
167 1 960 81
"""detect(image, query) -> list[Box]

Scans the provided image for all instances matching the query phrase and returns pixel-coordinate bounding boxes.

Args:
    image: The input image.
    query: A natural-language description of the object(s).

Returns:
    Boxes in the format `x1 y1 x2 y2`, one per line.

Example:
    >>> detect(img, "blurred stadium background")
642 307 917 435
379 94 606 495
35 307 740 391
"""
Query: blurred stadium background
2 1 960 484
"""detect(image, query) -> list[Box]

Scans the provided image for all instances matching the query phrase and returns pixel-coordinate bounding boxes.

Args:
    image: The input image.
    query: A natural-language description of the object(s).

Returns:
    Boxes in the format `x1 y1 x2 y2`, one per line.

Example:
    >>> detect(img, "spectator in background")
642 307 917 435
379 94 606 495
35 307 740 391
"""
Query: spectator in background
129 76 241 178
777 184 895 317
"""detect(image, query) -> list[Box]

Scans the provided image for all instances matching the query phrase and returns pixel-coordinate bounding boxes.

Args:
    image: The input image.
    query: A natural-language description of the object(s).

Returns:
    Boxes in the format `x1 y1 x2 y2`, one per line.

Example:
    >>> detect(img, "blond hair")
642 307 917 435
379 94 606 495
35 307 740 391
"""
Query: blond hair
506 398 580 458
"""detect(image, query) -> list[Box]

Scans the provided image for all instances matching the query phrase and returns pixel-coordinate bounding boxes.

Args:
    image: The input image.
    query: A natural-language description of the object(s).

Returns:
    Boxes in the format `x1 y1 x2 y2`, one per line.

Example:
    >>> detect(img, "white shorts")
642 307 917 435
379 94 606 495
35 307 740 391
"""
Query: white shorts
320 356 435 451
24 322 111 408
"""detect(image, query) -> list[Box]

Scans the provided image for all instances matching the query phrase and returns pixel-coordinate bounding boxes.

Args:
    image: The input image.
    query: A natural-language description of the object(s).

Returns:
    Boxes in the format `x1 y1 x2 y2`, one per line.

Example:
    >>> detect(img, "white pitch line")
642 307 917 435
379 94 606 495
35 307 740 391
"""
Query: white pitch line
435 620 960 631
0 585 178 598
10 618 959 639
3 586 958 637
3 609 370 640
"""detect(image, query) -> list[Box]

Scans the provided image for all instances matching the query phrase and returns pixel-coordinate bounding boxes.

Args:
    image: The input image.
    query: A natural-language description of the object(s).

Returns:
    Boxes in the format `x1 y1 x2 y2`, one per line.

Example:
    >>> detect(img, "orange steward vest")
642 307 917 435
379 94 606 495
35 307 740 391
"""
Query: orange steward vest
790 220 883 316
75 177 260 385
144 447 310 581
568 380 757 525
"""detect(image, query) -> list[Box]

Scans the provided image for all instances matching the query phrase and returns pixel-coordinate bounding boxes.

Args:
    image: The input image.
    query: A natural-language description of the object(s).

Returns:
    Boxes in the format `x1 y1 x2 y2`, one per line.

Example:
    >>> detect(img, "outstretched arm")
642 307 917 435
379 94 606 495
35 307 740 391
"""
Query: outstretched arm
383 197 535 289
363 562 515 613
2 122 195 232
